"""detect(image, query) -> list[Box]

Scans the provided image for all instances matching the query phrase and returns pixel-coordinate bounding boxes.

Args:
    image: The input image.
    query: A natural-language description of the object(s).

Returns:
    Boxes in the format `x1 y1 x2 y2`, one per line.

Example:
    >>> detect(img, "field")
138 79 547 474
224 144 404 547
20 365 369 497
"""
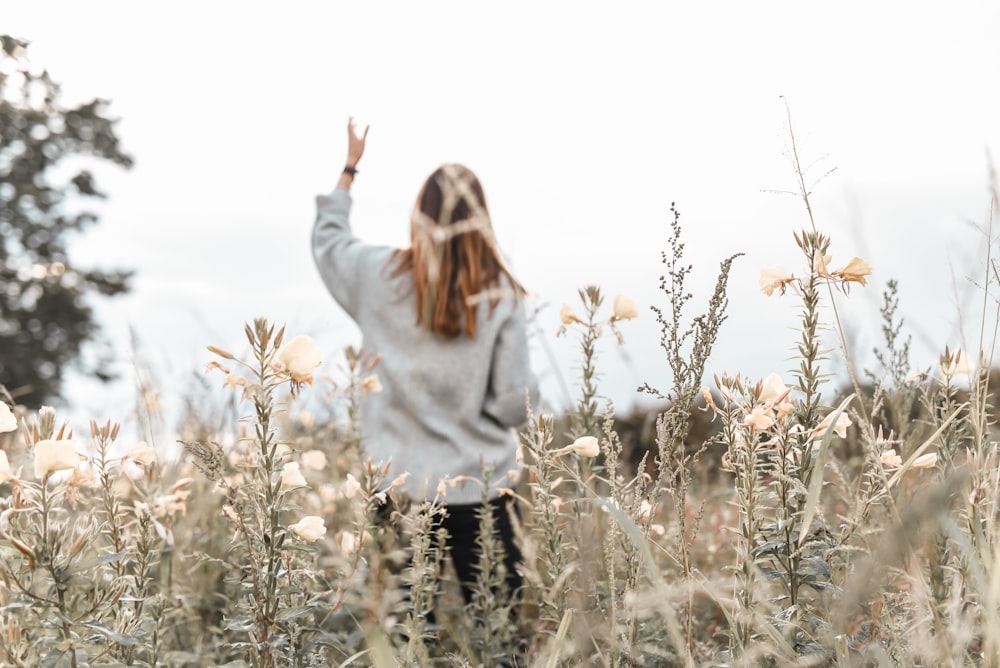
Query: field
2 152 1000 668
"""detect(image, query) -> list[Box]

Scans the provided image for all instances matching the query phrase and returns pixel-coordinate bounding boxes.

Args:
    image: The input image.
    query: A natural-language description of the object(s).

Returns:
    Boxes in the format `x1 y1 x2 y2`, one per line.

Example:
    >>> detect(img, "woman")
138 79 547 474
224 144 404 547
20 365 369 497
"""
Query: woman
311 118 539 604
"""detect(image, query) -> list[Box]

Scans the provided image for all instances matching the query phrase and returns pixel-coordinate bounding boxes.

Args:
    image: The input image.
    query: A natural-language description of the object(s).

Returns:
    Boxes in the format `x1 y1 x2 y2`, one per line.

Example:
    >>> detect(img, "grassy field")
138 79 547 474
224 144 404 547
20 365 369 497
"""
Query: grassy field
2 146 1000 667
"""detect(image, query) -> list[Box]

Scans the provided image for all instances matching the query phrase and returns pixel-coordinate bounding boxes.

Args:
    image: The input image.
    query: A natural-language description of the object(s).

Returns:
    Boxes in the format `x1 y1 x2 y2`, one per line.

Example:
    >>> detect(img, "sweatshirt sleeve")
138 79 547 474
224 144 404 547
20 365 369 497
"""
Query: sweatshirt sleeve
312 188 364 316
483 301 539 429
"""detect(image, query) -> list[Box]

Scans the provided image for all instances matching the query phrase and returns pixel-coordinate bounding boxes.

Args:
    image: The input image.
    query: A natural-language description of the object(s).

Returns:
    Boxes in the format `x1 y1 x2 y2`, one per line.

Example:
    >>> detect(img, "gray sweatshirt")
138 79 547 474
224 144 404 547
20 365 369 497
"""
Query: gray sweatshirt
312 188 539 504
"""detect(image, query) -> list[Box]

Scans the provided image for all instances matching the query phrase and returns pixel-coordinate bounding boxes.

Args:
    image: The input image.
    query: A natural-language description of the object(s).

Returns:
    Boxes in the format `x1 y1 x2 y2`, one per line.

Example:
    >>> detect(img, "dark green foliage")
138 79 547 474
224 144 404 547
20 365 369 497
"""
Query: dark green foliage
0 34 133 406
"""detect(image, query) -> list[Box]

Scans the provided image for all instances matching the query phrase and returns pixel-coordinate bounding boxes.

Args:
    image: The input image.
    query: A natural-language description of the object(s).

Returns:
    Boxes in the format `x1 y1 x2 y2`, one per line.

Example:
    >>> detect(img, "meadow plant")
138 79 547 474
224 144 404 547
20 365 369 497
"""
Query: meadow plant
5 131 1000 668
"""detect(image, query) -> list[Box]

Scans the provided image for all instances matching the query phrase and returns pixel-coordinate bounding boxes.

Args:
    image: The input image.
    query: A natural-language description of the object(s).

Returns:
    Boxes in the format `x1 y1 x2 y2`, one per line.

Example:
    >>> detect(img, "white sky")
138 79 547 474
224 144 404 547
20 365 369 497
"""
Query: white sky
6 2 1000 442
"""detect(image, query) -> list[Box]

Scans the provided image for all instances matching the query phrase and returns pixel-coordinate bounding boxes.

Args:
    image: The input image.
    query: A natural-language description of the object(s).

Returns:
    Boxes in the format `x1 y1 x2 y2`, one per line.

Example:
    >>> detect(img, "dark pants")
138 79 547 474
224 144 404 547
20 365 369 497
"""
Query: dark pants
380 496 522 607
439 496 522 605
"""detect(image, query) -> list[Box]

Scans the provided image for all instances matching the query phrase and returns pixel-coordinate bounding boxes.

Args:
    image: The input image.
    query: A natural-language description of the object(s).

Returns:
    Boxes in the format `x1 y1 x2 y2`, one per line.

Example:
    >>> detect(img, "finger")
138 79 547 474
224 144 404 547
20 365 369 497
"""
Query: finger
362 125 369 140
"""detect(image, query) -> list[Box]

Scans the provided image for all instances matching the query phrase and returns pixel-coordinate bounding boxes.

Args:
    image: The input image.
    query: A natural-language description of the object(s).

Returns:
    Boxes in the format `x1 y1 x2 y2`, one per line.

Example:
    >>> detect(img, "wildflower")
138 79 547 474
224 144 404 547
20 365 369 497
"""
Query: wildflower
337 529 358 552
813 411 852 439
612 294 639 321
941 347 973 378
223 374 247 390
699 385 716 409
880 449 902 468
0 403 16 433
759 266 795 296
553 435 601 458
832 257 872 286
124 442 157 467
639 498 654 520
386 471 410 491
280 462 307 489
0 450 12 483
560 304 582 326
812 250 832 275
34 439 81 479
275 335 322 384
342 472 362 498
289 515 327 542
758 373 789 405
436 478 447 497
204 361 231 374
301 450 327 471
361 374 383 393
911 452 938 469
152 490 190 518
743 406 775 431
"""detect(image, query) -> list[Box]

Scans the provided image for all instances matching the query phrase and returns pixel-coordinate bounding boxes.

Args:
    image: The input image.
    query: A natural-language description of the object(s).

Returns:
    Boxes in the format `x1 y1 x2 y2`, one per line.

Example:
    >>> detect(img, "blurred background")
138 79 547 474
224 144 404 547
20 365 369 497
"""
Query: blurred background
3 1 999 446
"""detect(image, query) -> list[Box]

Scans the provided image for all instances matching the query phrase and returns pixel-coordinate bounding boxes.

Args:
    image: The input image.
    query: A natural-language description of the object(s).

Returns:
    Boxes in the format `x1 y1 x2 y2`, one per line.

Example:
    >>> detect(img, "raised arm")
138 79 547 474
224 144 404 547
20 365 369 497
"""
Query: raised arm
337 117 368 191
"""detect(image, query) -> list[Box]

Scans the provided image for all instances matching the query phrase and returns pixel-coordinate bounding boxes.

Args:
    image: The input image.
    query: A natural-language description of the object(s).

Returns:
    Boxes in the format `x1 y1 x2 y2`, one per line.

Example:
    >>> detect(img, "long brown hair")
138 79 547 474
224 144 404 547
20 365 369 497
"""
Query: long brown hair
391 164 524 339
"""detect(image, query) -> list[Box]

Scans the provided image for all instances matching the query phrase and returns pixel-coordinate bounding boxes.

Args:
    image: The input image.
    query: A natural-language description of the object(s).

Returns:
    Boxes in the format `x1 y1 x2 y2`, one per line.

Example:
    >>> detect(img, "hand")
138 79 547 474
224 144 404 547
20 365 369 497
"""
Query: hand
346 116 368 168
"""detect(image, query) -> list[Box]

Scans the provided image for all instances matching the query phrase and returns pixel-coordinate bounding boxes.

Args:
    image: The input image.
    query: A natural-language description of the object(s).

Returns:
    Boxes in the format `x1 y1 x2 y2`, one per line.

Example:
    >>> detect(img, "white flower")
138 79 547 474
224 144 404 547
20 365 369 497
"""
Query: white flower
758 373 788 405
759 266 794 296
34 439 81 479
880 449 902 468
743 406 775 431
342 473 362 498
337 529 358 553
275 335 322 383
280 462 307 489
288 515 326 542
813 412 852 439
0 403 17 433
0 450 12 483
812 250 832 274
124 442 157 467
612 294 639 321
832 257 872 286
555 435 601 458
301 450 327 471
559 304 581 326
911 452 938 469
361 374 382 393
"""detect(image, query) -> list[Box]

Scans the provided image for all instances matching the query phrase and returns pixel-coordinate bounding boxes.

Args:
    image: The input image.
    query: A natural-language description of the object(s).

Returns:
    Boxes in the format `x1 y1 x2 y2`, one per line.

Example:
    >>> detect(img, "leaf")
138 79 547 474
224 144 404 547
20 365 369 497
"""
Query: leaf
75 551 126 570
81 619 139 646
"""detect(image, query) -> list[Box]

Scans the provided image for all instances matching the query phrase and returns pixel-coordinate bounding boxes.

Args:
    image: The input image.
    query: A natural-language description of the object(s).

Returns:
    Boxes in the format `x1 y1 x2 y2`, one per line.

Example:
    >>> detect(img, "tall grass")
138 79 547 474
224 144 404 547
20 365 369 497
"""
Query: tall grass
1 135 999 666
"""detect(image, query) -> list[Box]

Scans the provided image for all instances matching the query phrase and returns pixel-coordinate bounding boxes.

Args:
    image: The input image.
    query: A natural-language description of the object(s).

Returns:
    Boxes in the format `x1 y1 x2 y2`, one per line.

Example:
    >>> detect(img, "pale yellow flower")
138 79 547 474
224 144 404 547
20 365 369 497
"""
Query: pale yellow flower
301 450 327 471
743 406 775 431
813 412 852 439
337 529 358 552
759 266 795 296
0 403 17 433
0 450 12 483
289 515 327 542
911 452 938 469
386 472 410 491
812 250 832 274
833 257 872 286
560 304 582 326
941 347 973 378
124 442 157 467
880 449 902 468
342 473 362 498
554 435 601 458
758 373 789 405
361 374 383 393
34 439 81 479
275 335 322 383
639 499 654 520
280 462 307 489
612 294 639 321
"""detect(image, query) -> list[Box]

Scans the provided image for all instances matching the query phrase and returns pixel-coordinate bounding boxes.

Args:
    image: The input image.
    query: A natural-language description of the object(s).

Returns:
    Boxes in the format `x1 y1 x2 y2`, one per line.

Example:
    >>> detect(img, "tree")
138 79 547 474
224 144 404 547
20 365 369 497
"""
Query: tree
0 35 133 407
